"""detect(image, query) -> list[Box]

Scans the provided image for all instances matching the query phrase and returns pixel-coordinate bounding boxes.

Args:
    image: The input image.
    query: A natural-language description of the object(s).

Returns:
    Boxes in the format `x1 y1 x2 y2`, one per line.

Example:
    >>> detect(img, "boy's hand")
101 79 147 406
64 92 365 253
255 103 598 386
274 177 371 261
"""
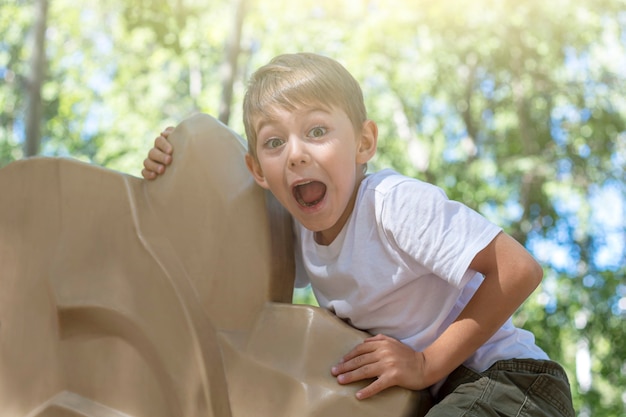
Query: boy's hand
141 126 175 180
331 334 428 400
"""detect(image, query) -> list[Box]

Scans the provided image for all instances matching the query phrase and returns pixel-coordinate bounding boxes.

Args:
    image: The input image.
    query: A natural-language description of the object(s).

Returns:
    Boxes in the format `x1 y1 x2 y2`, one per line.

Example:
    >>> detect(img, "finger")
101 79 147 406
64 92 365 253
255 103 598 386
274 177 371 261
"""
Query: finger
161 126 175 138
332 353 368 376
148 147 172 166
141 168 157 180
333 349 380 376
364 333 389 343
333 355 385 384
335 359 382 385
154 136 174 156
143 158 166 176
356 377 392 400
339 340 379 364
332 341 383 376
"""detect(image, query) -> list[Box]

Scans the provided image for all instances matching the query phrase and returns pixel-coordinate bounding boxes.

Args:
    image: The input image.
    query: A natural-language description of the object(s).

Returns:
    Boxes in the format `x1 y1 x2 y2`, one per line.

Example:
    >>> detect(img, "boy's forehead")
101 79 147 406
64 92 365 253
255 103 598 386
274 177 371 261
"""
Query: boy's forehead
251 103 337 130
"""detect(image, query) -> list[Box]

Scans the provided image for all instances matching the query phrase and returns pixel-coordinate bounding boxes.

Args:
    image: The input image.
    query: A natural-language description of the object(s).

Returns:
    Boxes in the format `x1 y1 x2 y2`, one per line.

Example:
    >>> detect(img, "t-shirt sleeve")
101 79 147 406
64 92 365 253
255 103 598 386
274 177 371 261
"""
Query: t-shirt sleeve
379 179 502 288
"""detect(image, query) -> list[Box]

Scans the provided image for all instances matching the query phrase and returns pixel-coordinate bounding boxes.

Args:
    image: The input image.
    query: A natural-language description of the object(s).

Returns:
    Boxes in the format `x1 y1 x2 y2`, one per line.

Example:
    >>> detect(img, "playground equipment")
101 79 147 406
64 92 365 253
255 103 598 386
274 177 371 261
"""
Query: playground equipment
0 114 429 417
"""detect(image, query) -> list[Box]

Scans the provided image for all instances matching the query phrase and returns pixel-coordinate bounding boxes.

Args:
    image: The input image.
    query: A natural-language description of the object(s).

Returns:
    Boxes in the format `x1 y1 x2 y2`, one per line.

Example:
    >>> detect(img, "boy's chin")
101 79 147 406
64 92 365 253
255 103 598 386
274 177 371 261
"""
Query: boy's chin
294 217 327 233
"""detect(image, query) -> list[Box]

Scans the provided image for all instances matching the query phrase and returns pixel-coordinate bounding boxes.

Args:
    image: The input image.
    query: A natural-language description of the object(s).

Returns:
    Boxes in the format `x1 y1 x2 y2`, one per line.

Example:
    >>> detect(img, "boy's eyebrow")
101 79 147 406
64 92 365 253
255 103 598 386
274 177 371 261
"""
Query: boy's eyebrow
255 118 279 134
254 106 334 134
300 106 333 116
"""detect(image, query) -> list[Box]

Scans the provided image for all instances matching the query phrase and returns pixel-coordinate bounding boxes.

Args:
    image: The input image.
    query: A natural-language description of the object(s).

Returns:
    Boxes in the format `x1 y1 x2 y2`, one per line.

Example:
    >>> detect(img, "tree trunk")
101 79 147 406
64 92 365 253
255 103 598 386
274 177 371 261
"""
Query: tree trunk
218 0 247 126
24 0 49 157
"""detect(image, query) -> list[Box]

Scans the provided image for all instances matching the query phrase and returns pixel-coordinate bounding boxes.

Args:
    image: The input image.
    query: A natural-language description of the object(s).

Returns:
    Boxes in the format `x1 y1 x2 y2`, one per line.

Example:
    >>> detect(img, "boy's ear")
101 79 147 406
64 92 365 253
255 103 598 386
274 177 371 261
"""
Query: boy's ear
245 153 270 189
356 119 378 164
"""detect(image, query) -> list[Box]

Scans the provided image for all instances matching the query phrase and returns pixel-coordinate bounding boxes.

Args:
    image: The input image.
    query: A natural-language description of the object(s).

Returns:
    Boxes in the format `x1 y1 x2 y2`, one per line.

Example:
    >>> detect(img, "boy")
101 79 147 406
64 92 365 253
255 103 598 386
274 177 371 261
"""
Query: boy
142 53 574 416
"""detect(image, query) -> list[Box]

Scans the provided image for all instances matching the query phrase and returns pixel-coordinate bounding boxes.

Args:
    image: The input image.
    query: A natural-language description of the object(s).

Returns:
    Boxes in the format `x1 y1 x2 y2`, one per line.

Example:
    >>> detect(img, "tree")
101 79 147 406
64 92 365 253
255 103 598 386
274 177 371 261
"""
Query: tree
1 0 624 414
240 1 625 413
329 2 626 414
218 0 248 125
24 0 48 157
0 0 32 164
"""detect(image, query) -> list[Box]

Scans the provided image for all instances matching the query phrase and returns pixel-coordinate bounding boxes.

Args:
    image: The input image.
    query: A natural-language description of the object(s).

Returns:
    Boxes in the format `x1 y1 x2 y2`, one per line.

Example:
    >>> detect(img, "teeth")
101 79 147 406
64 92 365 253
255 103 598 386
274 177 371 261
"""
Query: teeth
296 195 317 207
295 193 320 207
298 198 319 207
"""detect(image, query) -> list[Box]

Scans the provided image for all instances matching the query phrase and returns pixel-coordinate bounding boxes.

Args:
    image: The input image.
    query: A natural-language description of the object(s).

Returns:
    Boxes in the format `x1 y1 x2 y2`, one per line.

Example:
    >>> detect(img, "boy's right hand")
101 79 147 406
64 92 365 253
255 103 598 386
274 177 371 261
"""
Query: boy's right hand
142 126 175 180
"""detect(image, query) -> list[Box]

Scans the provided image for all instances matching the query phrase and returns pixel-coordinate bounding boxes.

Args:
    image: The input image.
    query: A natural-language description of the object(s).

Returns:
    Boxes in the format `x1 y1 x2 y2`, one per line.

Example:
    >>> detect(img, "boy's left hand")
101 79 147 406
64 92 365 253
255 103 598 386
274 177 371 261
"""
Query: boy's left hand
142 127 175 180
331 334 427 399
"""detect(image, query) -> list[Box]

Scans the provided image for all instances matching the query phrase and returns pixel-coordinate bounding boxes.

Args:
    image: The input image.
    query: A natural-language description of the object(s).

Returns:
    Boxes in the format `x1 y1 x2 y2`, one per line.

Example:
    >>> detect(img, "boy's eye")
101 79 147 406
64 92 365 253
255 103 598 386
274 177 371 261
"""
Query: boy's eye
309 126 326 138
265 138 284 149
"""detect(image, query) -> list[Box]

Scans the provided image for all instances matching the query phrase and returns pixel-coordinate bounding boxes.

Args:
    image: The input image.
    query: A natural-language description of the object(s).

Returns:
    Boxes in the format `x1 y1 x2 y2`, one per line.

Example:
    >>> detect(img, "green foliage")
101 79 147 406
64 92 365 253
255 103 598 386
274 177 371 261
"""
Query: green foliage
1 0 624 414
0 0 30 163
293 286 319 307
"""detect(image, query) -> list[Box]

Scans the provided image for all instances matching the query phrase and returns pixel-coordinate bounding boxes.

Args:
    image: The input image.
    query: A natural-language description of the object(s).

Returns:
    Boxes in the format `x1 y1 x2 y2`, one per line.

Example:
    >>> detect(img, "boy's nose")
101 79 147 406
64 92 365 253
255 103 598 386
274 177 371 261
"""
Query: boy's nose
288 138 310 167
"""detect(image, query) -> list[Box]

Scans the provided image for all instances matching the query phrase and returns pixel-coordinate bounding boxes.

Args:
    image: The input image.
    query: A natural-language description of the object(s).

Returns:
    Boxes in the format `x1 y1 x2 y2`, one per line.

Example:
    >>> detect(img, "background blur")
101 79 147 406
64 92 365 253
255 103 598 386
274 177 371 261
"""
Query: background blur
1 0 625 415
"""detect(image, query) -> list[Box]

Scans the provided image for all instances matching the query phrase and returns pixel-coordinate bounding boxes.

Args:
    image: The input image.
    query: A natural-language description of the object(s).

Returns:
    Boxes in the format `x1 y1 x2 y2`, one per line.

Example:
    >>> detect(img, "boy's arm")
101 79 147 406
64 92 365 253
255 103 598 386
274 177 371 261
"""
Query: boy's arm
141 126 175 180
420 231 543 385
331 231 544 399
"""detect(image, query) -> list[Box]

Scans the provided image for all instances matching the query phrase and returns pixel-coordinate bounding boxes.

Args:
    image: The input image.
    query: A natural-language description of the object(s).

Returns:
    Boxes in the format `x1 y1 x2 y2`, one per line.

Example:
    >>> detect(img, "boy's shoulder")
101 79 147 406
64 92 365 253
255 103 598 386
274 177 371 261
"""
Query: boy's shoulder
362 169 445 198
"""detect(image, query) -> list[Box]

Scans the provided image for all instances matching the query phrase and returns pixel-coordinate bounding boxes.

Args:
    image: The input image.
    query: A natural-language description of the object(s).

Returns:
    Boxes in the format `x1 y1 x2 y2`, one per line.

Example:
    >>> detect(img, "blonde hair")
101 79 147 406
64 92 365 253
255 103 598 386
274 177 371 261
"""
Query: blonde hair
243 53 367 158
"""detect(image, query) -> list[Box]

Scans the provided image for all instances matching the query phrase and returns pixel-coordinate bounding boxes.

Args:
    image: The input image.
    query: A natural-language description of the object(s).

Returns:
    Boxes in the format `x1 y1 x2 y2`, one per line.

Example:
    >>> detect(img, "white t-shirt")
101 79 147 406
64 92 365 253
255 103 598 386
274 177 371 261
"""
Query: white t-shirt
294 169 548 376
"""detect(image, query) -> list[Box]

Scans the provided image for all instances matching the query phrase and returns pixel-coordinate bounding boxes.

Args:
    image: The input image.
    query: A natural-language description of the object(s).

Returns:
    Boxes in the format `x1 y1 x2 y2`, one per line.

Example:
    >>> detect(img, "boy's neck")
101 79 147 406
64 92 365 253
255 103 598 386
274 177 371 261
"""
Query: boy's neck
312 171 367 246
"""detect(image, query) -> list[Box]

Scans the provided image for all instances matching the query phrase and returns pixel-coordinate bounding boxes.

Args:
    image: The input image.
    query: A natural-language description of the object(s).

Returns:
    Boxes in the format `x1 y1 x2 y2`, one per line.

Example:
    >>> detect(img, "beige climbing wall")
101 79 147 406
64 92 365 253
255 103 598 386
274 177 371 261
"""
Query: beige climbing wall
0 113 430 417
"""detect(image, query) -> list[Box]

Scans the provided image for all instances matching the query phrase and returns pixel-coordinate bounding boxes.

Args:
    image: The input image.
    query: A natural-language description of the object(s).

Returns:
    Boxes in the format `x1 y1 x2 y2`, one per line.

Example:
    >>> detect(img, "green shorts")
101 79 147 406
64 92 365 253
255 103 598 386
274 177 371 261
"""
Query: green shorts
426 359 575 417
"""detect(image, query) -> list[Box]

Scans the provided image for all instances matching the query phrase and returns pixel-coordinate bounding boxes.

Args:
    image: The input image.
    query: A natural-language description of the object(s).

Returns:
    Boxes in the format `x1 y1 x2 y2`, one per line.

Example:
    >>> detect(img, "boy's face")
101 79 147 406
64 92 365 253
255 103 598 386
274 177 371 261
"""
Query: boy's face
245 105 377 245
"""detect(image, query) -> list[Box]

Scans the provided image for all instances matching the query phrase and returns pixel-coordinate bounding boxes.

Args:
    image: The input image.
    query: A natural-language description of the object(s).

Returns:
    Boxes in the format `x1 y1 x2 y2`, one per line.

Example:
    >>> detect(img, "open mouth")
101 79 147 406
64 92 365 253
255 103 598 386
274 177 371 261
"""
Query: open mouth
293 180 327 207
